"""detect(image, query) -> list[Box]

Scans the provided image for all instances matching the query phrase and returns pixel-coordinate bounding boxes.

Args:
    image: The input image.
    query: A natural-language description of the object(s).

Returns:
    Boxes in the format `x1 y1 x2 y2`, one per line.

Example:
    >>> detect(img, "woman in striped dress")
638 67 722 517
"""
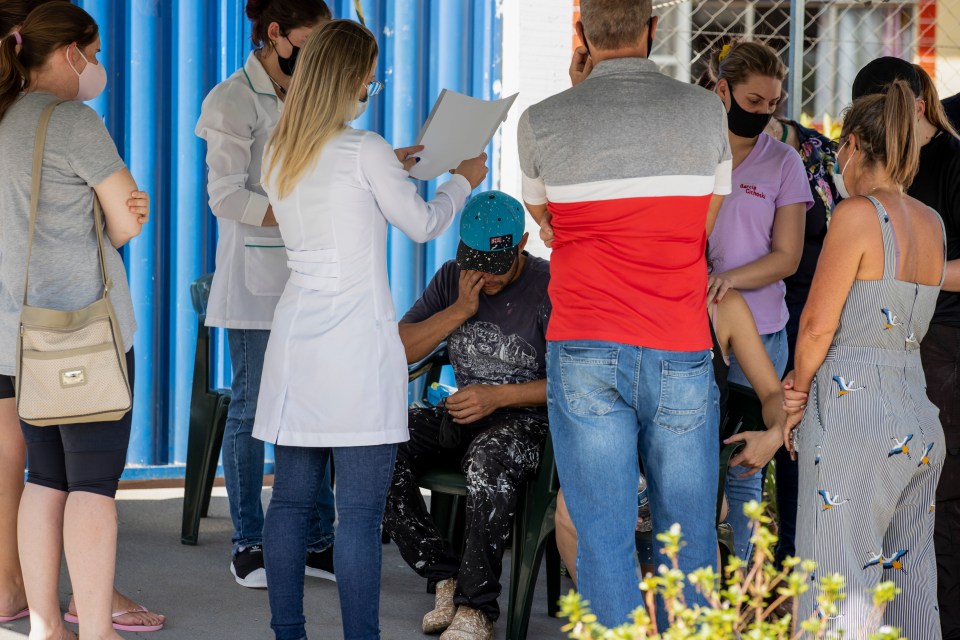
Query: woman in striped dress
783 80 946 637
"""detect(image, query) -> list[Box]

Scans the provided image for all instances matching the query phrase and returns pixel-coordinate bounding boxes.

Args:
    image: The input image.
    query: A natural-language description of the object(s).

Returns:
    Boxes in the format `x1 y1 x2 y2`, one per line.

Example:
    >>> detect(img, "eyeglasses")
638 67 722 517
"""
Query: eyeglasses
367 80 384 98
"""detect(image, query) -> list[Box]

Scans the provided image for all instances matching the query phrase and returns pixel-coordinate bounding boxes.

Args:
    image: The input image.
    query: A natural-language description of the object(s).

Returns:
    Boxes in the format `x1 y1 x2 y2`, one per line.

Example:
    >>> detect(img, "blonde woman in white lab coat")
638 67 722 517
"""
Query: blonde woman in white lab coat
254 19 488 640
195 0 337 589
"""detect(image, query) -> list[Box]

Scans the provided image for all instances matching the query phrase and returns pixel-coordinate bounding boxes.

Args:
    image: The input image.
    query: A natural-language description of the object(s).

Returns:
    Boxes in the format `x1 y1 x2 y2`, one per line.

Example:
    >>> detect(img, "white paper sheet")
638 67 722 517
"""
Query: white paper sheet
408 89 519 181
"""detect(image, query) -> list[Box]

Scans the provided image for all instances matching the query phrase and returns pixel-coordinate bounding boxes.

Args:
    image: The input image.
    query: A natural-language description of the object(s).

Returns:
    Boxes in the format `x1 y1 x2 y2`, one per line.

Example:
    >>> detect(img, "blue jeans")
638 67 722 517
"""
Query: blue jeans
548 340 719 628
724 327 788 561
224 328 335 555
263 443 397 640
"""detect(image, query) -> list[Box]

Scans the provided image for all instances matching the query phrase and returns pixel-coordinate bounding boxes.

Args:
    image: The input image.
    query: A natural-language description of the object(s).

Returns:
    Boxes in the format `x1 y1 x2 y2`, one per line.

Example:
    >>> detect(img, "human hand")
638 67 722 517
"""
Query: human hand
454 270 483 320
781 372 808 459
706 273 735 305
725 428 782 477
452 152 489 189
395 145 424 172
128 190 150 225
569 46 594 86
539 212 554 248
445 384 501 424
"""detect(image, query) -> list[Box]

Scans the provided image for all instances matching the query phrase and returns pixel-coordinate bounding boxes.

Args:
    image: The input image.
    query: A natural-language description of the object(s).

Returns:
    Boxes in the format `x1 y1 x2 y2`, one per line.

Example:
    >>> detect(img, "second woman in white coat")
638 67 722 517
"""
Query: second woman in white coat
195 0 336 589
253 19 488 640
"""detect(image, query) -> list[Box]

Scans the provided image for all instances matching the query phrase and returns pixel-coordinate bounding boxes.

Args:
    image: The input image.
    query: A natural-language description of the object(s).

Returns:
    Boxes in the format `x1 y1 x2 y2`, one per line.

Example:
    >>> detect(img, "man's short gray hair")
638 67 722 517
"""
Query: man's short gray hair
580 0 653 51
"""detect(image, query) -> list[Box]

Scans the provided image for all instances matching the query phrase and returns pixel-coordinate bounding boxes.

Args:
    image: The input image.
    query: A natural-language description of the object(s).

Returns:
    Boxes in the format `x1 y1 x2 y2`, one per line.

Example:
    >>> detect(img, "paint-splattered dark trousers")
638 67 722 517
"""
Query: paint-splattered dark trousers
382 406 549 622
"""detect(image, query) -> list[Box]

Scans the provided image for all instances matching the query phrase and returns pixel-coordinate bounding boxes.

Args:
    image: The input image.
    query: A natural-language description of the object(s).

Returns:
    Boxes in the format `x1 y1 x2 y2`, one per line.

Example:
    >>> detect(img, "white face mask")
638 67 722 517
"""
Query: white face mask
834 141 856 200
66 46 107 102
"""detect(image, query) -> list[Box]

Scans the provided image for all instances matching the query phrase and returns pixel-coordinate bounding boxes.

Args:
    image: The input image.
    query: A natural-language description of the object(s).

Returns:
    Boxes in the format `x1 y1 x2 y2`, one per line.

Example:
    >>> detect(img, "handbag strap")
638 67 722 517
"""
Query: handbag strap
23 99 113 307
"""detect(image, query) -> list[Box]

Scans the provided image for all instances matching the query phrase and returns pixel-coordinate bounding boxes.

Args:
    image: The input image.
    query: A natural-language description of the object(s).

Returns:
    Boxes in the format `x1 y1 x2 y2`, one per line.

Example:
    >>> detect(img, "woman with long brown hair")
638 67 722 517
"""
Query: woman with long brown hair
252 19 487 640
784 79 946 637
0 3 155 639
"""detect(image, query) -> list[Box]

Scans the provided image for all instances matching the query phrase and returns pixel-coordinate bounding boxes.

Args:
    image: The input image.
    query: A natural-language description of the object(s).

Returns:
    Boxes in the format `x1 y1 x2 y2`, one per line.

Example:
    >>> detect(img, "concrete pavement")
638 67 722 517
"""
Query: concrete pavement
0 486 567 640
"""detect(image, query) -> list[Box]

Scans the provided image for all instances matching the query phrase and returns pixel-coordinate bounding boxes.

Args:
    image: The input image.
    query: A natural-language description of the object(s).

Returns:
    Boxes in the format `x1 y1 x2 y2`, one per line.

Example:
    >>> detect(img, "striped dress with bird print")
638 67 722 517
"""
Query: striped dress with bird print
795 196 946 637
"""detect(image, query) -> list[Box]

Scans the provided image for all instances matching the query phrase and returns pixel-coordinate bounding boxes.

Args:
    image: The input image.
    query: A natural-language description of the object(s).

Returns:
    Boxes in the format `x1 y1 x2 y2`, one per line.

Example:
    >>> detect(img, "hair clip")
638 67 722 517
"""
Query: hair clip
719 43 731 63
11 31 22 46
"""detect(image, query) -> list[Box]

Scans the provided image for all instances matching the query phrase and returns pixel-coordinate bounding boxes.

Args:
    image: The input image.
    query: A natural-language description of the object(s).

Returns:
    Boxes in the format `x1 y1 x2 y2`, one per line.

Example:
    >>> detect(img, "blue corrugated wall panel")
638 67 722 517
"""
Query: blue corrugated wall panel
69 0 502 476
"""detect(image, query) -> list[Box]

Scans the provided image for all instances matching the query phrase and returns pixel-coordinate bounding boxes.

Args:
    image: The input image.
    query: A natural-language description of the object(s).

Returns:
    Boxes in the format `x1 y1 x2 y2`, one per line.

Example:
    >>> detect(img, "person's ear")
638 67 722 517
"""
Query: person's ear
267 21 282 45
575 20 589 52
716 78 729 102
847 132 858 153
917 98 927 121
517 232 529 252
648 15 659 44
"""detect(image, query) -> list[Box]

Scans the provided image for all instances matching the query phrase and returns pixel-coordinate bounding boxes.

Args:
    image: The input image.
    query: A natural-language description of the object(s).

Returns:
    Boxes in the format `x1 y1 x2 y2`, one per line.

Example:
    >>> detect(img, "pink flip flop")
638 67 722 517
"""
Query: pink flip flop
64 606 164 632
0 607 28 623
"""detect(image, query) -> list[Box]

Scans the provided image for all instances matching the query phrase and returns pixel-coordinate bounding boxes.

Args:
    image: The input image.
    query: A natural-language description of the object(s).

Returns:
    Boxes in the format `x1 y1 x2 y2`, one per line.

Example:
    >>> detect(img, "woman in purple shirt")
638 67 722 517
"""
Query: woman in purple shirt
698 40 812 563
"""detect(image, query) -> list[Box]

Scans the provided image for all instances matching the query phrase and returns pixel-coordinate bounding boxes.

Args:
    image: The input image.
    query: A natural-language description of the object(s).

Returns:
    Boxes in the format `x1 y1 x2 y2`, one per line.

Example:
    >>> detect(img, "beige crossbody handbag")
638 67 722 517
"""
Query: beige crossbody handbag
15 100 132 426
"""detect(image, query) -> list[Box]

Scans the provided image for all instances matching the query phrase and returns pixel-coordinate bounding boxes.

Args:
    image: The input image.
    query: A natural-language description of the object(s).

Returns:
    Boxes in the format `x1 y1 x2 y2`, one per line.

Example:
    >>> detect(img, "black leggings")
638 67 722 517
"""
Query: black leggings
17 349 135 498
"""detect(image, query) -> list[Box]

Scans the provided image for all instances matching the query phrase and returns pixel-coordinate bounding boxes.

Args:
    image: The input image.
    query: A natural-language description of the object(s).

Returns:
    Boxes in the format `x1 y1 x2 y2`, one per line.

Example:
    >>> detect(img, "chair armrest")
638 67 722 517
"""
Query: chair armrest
408 343 451 383
191 273 214 320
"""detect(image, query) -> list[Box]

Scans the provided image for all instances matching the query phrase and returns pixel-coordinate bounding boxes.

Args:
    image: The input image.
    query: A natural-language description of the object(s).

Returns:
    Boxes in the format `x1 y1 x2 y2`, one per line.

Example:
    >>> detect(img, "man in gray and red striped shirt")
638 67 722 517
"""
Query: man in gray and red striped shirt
517 0 731 626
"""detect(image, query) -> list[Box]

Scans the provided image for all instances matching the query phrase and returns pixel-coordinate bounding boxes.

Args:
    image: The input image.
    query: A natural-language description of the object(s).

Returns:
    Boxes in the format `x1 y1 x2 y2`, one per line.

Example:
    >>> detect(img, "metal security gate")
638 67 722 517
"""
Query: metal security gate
651 0 960 133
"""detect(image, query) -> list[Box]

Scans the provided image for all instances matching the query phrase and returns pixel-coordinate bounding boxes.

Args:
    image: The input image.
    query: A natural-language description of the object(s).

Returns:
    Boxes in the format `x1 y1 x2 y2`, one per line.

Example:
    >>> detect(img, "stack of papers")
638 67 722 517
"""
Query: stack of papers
408 89 519 181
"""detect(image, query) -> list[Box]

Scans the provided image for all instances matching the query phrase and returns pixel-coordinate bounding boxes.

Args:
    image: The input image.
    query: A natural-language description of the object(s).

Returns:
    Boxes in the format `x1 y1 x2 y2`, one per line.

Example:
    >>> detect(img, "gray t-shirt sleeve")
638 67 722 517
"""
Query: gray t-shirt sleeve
63 103 126 187
714 100 733 195
517 109 547 205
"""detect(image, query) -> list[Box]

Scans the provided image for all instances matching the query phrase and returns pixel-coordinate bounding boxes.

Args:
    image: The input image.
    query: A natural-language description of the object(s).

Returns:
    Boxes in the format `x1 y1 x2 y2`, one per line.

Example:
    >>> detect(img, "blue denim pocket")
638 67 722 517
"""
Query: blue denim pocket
655 355 710 434
558 345 619 417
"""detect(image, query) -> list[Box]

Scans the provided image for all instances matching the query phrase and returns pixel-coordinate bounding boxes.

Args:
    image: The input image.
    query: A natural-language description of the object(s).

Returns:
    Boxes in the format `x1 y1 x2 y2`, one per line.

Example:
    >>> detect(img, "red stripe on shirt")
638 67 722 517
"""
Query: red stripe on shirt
546 194 713 352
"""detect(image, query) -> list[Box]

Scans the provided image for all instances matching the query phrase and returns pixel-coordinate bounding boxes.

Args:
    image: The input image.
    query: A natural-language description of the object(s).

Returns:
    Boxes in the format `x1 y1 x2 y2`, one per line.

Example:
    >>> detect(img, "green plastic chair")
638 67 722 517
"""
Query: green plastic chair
180 274 232 545
406 345 562 640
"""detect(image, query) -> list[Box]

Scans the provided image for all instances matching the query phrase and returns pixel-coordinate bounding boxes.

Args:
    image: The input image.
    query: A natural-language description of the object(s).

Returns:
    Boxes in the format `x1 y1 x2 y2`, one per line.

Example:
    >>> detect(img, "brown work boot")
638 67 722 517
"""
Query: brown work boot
422 578 457 634
439 606 494 640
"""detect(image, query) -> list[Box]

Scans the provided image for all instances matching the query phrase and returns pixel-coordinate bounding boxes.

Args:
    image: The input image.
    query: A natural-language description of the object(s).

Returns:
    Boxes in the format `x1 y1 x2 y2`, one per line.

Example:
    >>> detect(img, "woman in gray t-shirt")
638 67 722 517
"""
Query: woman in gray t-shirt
0 4 157 638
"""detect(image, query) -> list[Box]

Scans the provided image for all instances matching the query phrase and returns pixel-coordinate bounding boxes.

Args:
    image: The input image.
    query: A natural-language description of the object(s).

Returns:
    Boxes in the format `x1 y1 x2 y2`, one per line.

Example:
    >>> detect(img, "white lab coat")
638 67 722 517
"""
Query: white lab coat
252 129 472 447
196 52 286 329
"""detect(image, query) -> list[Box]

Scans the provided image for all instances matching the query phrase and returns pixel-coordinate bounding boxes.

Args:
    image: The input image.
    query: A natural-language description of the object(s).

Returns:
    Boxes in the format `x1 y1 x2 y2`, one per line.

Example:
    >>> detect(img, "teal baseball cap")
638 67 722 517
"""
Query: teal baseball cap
456 191 525 275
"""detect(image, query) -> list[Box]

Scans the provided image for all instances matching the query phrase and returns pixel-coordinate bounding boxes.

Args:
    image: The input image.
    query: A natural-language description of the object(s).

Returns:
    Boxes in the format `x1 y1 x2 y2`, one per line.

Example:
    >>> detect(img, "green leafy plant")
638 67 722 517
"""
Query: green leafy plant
560 501 905 640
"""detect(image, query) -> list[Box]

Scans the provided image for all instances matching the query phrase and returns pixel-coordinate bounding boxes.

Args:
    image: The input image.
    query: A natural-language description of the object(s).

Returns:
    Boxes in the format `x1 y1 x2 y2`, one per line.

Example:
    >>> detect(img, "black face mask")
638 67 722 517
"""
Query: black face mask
277 36 300 76
725 90 772 139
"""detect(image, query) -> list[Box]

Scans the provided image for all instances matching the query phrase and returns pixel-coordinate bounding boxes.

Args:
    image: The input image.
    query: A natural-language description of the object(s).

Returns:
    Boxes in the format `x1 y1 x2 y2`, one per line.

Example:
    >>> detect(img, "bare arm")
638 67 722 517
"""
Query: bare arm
398 271 483 363
719 291 786 475
722 292 785 427
705 194 725 237
713 202 806 292
941 259 960 292
94 169 144 248
525 202 548 225
524 202 554 248
793 200 869 393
